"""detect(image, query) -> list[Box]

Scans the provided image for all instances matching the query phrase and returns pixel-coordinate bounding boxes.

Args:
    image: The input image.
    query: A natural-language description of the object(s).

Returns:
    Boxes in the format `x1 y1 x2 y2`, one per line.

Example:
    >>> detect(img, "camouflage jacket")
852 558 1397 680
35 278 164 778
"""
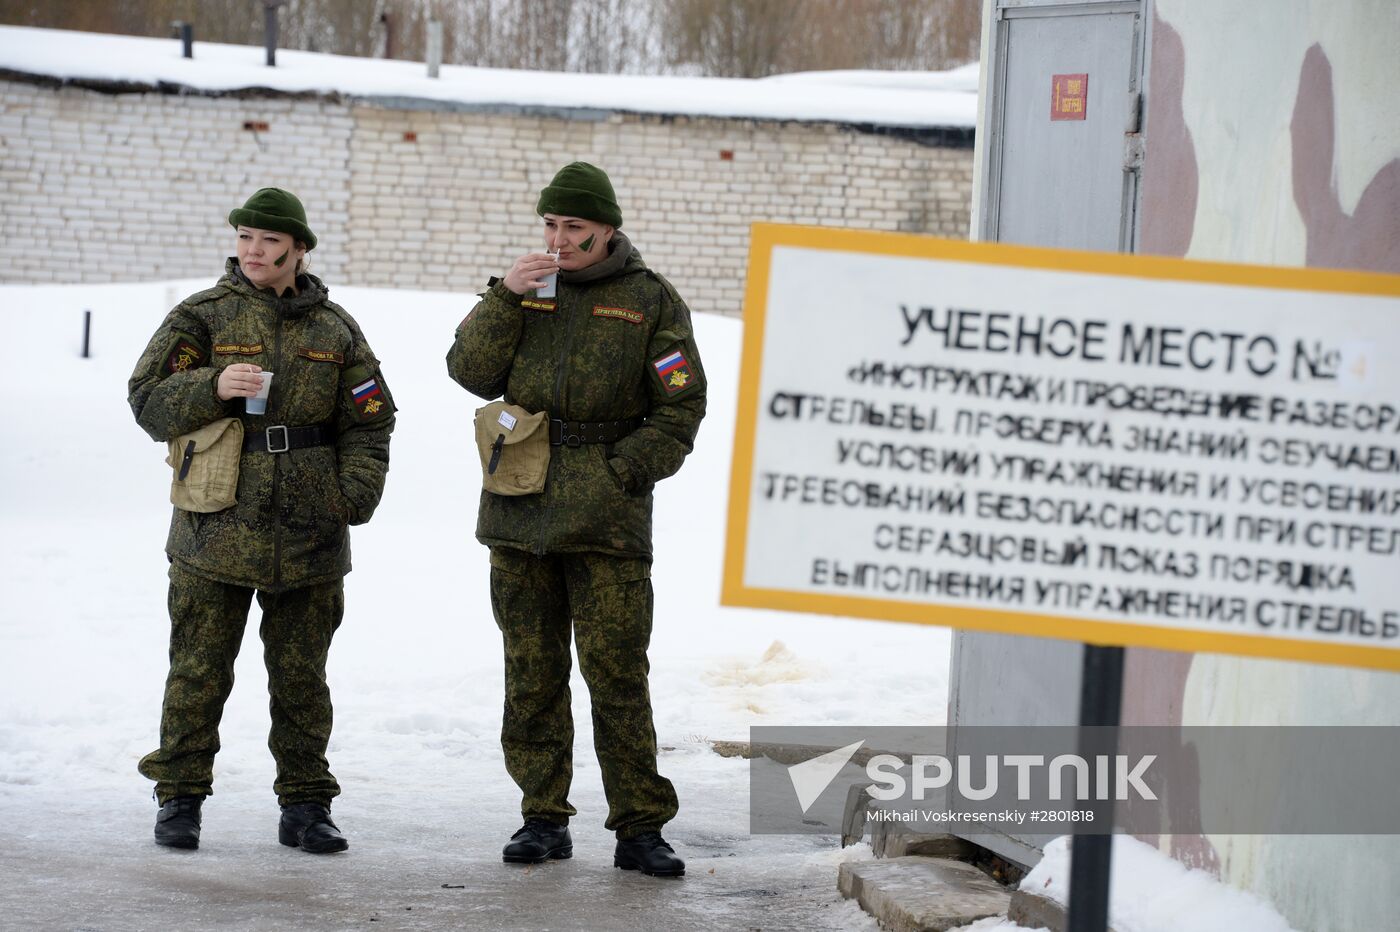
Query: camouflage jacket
129 259 396 592
446 234 706 558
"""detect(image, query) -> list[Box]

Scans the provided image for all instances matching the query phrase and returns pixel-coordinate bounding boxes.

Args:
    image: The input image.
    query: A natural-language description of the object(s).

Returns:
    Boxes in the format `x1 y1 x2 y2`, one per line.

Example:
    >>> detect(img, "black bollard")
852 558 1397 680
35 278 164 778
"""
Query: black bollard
263 1 287 67
171 21 193 59
81 309 91 359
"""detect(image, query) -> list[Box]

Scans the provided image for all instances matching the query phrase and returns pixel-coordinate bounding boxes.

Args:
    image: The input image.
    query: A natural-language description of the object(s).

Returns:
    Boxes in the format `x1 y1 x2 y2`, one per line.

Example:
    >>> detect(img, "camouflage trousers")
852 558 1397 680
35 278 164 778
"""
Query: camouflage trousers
488 547 679 839
138 563 344 806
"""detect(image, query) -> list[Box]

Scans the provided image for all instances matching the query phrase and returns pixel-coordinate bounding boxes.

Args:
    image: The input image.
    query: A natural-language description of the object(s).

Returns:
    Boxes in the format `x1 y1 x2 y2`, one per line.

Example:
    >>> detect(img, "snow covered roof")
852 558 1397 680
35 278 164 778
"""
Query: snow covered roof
0 25 977 130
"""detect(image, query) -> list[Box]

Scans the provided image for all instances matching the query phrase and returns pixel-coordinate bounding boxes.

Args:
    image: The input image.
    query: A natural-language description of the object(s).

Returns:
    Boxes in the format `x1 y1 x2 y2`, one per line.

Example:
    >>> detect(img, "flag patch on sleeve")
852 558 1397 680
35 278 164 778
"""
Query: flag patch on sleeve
652 350 695 394
352 377 382 413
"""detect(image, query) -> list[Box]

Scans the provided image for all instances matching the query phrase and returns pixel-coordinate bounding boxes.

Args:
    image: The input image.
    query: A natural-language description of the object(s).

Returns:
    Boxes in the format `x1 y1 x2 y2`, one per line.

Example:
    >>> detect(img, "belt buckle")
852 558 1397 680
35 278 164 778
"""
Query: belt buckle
265 425 290 453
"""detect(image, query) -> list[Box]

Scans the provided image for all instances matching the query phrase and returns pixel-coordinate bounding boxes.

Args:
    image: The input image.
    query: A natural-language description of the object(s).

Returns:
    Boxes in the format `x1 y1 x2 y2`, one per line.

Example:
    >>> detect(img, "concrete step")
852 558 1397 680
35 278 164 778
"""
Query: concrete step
838 856 1011 932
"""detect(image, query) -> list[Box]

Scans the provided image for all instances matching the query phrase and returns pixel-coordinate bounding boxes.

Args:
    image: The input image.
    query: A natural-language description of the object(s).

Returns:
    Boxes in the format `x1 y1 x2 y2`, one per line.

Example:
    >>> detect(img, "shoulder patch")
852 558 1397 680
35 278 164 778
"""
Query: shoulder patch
343 364 394 422
164 332 206 375
652 349 696 395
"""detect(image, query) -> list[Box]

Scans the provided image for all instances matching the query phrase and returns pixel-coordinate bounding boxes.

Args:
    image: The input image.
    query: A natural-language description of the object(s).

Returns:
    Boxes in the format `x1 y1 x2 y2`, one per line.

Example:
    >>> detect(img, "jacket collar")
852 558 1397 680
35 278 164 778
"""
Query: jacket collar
224 257 327 318
558 231 640 285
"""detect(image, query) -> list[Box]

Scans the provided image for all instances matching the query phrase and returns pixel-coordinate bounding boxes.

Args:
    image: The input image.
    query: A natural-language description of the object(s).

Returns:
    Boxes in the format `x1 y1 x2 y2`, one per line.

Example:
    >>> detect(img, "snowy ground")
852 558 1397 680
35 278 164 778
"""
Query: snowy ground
0 279 950 929
1020 837 1295 932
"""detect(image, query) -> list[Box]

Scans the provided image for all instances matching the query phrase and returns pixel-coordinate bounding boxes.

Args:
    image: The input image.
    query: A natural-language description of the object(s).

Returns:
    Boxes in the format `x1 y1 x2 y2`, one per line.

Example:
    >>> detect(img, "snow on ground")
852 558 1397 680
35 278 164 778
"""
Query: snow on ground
945 832 1298 932
1020 836 1297 932
0 277 946 929
951 920 1048 932
0 25 977 129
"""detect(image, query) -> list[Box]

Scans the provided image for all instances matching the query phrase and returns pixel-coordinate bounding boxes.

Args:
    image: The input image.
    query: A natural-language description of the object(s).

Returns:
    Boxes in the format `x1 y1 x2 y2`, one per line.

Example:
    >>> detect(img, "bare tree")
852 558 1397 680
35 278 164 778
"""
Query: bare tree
0 0 980 75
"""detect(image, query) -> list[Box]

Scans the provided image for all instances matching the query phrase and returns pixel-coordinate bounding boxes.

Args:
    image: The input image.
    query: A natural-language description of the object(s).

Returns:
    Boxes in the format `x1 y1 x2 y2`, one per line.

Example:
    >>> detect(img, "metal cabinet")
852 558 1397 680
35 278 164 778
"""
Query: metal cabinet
956 0 1149 868
979 0 1146 251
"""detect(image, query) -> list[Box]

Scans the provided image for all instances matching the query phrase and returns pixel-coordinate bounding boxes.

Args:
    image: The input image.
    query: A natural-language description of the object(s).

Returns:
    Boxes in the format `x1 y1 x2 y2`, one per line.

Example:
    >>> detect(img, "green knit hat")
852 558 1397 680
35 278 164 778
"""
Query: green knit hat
536 162 622 228
228 187 317 250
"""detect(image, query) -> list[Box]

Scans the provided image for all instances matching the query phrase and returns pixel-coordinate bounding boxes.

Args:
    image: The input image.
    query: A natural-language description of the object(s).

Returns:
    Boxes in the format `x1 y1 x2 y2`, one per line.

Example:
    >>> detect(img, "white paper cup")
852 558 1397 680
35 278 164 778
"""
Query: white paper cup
537 252 559 298
245 371 274 415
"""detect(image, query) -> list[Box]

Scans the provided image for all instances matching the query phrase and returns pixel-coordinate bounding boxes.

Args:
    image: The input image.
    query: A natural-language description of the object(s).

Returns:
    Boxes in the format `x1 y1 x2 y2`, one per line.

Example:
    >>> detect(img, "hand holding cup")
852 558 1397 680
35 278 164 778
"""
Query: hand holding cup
217 363 264 401
503 252 560 296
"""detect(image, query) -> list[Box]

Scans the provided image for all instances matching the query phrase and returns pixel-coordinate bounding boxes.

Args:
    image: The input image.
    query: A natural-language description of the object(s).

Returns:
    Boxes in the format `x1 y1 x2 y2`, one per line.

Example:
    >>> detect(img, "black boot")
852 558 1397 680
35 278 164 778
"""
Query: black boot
614 832 685 877
502 819 573 864
154 795 203 850
279 802 349 854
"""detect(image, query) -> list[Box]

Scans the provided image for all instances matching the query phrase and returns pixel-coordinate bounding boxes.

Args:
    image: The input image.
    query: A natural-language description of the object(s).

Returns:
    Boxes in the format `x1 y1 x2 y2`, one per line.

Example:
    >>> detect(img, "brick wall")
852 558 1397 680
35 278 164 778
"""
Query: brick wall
1 77 972 317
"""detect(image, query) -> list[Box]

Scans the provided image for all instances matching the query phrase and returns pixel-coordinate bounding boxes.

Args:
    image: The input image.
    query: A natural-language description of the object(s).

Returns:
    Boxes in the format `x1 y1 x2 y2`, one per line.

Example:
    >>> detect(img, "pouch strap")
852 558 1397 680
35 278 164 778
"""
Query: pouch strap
243 424 335 453
178 440 197 481
548 417 642 447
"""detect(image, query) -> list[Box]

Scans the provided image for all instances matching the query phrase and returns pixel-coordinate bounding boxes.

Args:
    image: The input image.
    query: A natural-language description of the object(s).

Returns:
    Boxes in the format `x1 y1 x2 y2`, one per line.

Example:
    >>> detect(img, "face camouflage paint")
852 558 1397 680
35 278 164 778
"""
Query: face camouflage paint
579 234 596 253
273 249 290 268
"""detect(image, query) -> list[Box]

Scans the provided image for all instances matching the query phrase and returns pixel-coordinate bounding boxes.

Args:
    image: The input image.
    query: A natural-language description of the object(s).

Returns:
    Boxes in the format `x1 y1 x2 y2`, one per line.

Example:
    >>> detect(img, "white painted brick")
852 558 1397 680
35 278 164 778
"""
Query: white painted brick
0 79 972 304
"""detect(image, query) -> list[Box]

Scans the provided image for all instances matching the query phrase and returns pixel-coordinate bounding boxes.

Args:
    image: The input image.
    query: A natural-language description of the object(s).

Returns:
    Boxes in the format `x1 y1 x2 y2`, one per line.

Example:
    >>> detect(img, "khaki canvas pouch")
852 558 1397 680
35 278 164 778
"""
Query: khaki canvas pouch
166 417 243 512
475 401 549 496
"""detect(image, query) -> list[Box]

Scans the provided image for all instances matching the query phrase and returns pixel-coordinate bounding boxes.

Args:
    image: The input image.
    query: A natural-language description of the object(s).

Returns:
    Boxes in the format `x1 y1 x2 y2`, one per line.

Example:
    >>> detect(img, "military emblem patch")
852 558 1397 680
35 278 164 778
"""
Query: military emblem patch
593 306 644 325
652 349 695 395
522 299 557 312
352 377 383 416
166 340 205 374
298 347 345 364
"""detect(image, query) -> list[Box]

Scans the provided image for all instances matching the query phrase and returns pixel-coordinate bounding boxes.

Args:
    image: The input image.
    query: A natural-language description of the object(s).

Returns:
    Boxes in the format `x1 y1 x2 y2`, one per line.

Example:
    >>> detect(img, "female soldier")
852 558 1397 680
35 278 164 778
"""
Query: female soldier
128 188 395 853
447 162 705 878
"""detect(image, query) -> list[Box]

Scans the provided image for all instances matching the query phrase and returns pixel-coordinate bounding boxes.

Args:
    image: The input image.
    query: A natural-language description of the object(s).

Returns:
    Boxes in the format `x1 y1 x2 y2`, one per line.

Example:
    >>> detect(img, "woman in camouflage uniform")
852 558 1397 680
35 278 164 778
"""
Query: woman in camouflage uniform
447 162 705 877
128 188 395 853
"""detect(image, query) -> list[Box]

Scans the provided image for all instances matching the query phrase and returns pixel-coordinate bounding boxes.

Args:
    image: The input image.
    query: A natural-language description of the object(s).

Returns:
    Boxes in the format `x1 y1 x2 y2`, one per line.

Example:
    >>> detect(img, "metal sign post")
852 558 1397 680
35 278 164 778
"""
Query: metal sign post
1066 644 1124 932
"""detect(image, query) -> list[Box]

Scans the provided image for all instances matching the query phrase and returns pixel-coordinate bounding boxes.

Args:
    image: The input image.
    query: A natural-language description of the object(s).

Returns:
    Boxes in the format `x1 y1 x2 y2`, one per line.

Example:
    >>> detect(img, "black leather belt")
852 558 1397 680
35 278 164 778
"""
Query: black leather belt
549 417 641 447
243 424 335 453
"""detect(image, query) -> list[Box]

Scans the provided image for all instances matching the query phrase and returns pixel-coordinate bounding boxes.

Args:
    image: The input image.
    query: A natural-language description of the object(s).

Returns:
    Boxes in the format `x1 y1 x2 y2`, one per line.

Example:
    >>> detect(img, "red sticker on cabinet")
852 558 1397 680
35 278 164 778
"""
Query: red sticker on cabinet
1052 73 1088 121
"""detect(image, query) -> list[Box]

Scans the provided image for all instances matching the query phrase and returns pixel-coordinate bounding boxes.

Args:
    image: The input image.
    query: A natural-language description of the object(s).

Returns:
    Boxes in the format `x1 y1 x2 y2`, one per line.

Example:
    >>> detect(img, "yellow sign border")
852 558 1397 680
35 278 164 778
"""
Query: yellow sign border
722 223 1400 673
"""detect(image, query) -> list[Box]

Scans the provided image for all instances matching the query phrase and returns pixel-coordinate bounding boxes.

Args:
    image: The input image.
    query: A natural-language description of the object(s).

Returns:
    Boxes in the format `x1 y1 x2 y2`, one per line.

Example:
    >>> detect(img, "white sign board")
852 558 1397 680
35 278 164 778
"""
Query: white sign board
723 225 1400 672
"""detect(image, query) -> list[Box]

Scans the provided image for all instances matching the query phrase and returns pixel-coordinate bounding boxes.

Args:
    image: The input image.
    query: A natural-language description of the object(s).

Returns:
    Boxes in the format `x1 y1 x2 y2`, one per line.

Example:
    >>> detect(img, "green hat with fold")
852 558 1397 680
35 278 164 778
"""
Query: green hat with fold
228 187 317 250
536 162 622 228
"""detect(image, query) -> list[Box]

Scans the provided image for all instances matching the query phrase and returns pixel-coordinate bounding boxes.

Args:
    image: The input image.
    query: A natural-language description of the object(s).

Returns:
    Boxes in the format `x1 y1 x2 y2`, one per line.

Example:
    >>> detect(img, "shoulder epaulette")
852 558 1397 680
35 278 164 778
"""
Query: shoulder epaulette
644 270 686 305
180 285 228 308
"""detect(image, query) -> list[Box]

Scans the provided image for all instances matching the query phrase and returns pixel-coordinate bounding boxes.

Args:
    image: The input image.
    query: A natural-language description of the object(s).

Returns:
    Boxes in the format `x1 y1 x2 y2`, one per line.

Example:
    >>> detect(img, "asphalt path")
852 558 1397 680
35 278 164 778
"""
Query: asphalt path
5 793 876 931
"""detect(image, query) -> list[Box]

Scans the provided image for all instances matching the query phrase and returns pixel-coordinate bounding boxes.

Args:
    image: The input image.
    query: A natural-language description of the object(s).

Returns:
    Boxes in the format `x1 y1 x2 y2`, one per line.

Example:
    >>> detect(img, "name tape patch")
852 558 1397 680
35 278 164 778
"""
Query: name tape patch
593 306 644 325
298 347 345 364
214 343 264 356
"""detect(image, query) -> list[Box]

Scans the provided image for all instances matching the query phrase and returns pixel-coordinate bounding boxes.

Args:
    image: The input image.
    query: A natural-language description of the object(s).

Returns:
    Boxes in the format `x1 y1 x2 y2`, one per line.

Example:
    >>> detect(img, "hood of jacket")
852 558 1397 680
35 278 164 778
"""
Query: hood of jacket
558 230 638 286
224 257 328 320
